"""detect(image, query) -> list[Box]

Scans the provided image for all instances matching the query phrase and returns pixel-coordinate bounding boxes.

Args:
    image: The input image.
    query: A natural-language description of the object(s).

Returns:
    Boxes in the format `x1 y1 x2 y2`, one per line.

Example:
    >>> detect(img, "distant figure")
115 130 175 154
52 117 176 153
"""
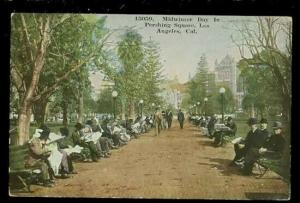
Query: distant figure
177 109 185 129
161 111 168 129
167 110 173 129
154 108 162 136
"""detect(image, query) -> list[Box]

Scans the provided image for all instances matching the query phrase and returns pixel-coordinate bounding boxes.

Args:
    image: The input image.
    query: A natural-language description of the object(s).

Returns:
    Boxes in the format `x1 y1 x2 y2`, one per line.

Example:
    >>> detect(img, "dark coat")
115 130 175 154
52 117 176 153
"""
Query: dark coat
263 133 285 154
225 121 237 136
167 111 173 121
243 128 268 152
260 128 270 139
177 112 185 122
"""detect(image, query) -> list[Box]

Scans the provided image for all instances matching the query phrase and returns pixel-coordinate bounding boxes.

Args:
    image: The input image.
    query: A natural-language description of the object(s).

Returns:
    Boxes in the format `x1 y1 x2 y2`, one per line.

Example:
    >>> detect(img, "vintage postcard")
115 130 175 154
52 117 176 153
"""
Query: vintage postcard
9 13 291 199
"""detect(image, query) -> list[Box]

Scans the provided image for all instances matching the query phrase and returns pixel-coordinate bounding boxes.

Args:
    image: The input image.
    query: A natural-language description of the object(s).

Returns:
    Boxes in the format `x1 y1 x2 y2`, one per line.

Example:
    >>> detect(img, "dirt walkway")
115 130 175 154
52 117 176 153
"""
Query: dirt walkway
10 122 290 199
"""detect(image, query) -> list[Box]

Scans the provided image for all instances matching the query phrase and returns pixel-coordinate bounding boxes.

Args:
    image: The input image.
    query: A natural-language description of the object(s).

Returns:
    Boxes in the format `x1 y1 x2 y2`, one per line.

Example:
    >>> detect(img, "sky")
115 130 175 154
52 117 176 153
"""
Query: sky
89 14 291 87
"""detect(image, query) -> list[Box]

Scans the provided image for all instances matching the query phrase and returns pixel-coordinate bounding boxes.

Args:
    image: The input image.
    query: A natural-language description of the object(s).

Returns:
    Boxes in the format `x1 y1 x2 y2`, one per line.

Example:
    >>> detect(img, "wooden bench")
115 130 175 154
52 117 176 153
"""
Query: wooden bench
9 144 37 192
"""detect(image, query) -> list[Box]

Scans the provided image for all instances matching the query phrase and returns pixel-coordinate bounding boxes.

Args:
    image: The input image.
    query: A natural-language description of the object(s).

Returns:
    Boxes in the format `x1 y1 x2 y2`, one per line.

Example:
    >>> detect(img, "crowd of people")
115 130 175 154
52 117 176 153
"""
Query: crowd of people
153 108 185 136
189 114 286 176
23 115 154 187
19 108 287 189
22 108 187 188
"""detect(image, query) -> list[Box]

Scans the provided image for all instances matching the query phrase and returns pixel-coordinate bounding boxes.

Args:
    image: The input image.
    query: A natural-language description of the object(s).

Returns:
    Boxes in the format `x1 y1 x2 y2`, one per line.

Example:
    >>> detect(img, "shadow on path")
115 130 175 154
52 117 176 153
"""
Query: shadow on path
198 157 243 176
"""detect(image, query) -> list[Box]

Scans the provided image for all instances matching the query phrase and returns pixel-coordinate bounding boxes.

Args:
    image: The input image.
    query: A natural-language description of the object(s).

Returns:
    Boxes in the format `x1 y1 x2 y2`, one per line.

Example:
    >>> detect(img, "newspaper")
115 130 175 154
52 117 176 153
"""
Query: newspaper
231 137 243 144
63 145 84 155
81 131 102 144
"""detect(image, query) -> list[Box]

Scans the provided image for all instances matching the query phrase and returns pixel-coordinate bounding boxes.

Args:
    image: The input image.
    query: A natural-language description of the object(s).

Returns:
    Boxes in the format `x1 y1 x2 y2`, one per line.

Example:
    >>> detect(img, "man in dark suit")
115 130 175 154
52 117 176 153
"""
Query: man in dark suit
167 110 173 129
177 109 185 129
259 118 270 139
241 121 286 175
261 121 285 159
230 118 268 171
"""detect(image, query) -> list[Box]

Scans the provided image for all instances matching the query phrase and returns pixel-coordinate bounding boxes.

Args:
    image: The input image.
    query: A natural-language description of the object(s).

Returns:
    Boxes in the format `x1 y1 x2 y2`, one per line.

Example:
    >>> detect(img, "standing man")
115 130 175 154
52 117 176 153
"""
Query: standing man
154 107 162 136
167 110 173 129
177 109 185 129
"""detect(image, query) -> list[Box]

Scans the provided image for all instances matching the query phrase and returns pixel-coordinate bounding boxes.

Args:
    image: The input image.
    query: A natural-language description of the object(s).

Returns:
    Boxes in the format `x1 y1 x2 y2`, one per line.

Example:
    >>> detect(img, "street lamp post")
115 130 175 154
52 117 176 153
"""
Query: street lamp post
219 87 226 123
112 90 118 120
197 101 200 115
204 97 208 117
139 99 144 117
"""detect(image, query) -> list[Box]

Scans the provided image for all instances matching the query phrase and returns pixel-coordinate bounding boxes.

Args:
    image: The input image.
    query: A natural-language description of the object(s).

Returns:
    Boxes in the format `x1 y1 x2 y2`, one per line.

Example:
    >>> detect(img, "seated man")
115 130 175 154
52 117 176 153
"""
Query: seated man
25 128 54 187
40 125 75 178
207 116 217 138
213 117 237 146
102 120 122 148
71 123 99 162
241 121 285 175
91 117 111 157
229 118 268 172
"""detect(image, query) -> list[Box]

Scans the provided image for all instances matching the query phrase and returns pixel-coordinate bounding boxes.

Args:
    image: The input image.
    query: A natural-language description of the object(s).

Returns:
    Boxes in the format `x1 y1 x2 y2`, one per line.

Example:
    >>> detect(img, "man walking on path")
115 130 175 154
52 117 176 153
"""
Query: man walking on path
167 110 173 129
177 109 185 129
154 107 162 136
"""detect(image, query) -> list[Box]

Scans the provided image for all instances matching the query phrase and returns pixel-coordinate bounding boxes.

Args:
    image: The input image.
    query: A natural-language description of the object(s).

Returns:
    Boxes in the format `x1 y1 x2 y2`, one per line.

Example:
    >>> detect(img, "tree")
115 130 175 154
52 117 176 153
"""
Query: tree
117 29 144 118
232 17 291 122
10 14 110 145
187 55 216 115
197 53 208 71
238 59 281 118
232 17 291 179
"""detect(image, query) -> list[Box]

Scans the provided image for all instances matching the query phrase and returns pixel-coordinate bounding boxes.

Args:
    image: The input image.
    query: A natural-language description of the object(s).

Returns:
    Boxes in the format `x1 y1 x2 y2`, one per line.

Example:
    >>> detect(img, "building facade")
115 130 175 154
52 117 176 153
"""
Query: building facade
214 55 244 110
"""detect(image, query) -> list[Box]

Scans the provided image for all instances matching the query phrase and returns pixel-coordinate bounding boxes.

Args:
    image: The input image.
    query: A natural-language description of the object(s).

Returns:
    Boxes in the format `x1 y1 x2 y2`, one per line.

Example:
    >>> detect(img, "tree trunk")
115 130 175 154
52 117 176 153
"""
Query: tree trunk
77 90 84 123
16 16 51 145
33 98 48 127
128 100 135 119
17 101 32 145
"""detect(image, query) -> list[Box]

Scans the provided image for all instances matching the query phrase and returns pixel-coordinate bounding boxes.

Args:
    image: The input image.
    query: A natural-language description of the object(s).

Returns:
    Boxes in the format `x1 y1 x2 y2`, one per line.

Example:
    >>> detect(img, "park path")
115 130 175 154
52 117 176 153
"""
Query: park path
11 122 290 199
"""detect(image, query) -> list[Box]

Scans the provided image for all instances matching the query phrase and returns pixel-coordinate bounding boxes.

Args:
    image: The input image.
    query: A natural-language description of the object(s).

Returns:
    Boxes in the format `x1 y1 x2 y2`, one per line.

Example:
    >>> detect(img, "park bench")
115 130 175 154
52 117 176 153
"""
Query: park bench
213 124 234 146
254 157 283 179
9 144 41 192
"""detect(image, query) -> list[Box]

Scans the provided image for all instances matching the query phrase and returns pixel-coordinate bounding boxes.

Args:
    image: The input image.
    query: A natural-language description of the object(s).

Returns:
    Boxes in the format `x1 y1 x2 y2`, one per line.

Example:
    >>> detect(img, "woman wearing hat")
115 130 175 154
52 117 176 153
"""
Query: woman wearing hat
259 121 286 159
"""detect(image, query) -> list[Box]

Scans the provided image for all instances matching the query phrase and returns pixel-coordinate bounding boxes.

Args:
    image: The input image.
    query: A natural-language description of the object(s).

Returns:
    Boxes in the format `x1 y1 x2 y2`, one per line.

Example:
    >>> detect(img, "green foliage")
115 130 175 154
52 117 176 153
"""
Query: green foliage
96 29 165 117
96 88 114 113
238 57 282 117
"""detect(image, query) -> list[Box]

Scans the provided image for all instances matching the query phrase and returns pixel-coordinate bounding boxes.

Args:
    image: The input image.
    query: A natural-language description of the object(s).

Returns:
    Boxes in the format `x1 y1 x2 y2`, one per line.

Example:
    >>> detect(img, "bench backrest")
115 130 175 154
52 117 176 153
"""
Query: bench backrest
9 144 29 170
